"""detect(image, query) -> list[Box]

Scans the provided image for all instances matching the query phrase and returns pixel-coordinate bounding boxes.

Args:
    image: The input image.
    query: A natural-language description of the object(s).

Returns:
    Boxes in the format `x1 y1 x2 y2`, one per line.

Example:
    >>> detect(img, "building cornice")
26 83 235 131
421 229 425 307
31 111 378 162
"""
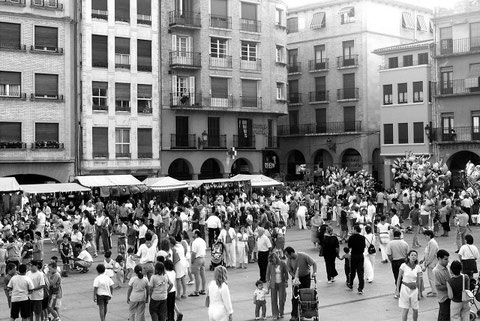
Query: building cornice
0 10 74 23
372 39 433 54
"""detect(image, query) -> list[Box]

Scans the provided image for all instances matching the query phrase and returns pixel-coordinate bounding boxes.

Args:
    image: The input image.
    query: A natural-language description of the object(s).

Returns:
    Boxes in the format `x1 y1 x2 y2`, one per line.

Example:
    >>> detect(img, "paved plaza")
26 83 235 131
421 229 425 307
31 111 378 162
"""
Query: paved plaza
1 223 478 321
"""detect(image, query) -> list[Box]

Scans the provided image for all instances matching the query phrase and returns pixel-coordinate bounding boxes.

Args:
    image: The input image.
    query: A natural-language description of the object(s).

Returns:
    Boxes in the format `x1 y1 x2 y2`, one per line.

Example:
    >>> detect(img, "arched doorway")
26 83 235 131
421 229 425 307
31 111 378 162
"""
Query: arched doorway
263 151 280 177
447 151 480 188
168 159 193 180
313 149 333 173
231 158 251 175
286 150 306 180
199 158 223 179
341 148 362 173
8 174 60 184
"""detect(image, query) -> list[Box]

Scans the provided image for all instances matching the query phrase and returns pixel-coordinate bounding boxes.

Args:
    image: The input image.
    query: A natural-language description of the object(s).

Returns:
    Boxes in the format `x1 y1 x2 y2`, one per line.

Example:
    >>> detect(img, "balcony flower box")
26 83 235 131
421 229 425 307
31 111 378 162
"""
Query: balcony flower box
34 140 60 149
0 141 24 149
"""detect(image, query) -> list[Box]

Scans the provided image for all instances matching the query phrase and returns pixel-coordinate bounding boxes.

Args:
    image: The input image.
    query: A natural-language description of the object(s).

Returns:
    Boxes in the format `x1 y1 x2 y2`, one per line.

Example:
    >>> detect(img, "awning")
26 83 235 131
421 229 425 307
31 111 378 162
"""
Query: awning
311 12 325 29
143 177 189 192
184 177 248 189
0 177 21 192
338 6 354 15
21 183 91 194
232 174 284 188
402 12 415 30
75 175 144 188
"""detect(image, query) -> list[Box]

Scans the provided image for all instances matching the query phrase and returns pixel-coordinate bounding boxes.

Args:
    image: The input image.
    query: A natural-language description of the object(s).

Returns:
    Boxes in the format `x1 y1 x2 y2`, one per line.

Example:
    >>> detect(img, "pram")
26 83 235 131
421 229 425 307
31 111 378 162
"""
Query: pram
209 240 225 271
295 277 319 321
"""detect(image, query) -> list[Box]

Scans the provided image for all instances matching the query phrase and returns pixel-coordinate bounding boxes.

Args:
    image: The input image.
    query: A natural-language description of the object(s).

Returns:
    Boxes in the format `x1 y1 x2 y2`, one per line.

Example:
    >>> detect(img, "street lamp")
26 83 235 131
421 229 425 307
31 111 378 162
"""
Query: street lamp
202 130 208 146
424 123 432 142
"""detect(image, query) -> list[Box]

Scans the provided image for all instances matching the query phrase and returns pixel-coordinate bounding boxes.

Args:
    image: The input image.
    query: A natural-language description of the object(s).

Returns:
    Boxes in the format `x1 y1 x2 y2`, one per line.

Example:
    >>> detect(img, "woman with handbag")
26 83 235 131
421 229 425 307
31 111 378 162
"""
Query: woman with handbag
458 234 479 290
205 266 233 321
447 260 472 321
395 250 422 321
364 225 376 283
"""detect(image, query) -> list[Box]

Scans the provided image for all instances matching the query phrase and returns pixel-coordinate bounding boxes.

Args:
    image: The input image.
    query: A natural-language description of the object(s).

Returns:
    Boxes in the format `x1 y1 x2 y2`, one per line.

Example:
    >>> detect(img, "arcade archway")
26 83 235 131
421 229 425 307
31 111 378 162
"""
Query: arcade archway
231 158 252 175
447 151 480 188
312 149 333 173
199 158 223 179
168 158 193 180
341 148 362 173
286 149 306 180
8 174 60 184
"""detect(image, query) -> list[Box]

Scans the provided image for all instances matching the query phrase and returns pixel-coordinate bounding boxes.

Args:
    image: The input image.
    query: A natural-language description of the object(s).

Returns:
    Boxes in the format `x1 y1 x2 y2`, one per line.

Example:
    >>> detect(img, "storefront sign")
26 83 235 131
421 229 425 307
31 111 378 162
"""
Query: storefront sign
253 124 268 136
342 155 362 171
263 151 279 174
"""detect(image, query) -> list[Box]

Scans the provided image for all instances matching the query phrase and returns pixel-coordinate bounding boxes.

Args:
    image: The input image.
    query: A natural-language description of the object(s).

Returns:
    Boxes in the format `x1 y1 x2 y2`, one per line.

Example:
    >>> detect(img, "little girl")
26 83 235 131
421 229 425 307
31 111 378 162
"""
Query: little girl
253 280 268 320
338 247 351 286
103 250 115 279
113 254 125 287
274 221 286 259
0 241 6 276
125 247 137 281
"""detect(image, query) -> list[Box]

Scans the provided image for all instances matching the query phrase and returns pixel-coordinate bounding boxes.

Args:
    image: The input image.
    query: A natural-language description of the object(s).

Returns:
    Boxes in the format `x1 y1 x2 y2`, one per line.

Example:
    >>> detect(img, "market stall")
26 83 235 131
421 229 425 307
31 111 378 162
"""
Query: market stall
231 174 284 188
0 177 21 192
75 175 147 201
184 177 252 199
20 183 92 211
143 176 190 203
0 177 22 216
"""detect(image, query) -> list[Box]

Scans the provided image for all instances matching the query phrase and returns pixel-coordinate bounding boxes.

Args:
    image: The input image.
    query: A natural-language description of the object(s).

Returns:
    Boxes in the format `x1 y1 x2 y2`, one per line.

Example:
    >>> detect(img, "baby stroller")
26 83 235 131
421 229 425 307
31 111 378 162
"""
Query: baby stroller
296 277 319 321
209 240 225 271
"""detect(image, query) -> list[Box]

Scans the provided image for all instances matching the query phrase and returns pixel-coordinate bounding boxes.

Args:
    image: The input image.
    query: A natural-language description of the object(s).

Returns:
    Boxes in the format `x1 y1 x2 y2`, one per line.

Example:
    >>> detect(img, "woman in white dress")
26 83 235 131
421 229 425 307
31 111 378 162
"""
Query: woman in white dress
363 225 376 283
236 225 248 269
395 250 422 321
376 215 391 263
170 236 187 299
206 266 233 321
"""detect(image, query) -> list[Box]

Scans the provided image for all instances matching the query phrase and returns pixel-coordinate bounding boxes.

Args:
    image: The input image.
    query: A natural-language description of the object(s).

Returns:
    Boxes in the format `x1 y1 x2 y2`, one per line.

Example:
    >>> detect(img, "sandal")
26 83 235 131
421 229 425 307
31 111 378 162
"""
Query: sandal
188 293 199 297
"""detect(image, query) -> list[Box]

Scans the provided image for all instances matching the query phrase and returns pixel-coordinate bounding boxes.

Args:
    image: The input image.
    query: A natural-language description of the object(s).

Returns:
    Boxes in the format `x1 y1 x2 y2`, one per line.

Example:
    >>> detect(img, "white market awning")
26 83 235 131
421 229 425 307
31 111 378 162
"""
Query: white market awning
232 174 283 188
143 177 189 191
75 175 144 188
0 177 22 192
21 183 91 194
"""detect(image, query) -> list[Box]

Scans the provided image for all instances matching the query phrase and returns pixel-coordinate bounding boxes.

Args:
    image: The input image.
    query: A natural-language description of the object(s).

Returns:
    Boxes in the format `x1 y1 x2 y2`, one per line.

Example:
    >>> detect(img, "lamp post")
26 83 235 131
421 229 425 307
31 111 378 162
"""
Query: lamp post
424 123 432 143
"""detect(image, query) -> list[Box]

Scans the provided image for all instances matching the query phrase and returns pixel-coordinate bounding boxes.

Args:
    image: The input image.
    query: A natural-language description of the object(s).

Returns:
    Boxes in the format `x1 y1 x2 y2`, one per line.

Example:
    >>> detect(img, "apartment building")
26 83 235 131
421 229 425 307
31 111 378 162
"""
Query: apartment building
430 1 480 186
159 0 288 180
0 0 76 183
279 0 432 181
80 0 161 177
374 41 433 187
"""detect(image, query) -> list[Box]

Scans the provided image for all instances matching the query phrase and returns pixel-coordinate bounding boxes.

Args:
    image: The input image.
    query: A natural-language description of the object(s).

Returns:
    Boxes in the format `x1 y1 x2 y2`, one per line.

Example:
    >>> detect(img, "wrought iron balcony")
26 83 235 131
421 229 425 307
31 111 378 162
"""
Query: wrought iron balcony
266 136 278 149
240 18 261 32
170 93 202 108
115 54 130 69
210 15 232 29
116 152 131 158
430 126 480 143
169 51 201 68
93 152 109 158
0 141 26 149
31 93 63 101
169 10 201 28
233 135 256 149
337 88 359 100
137 64 152 72
31 45 63 54
433 37 480 57
31 141 63 149
379 59 429 70
138 100 152 114
92 9 107 20
308 59 329 72
287 62 301 74
202 135 227 149
31 0 62 10
288 92 302 104
309 91 329 103
171 134 197 149
207 95 233 109
278 121 362 136
92 104 108 111
138 152 153 159
0 0 26 6
240 58 261 71
337 55 359 68
240 96 262 108
433 80 480 97
210 54 232 69
0 43 26 51
115 101 131 112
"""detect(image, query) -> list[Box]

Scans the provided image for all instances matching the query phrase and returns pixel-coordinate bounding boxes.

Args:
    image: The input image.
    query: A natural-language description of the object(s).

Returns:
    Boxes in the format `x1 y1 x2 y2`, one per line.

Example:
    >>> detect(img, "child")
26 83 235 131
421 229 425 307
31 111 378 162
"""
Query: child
253 280 268 320
116 220 127 256
275 221 286 259
338 247 351 286
0 241 6 276
339 207 349 243
113 254 125 288
47 261 62 321
3 263 17 308
59 234 73 277
125 247 137 281
93 264 114 321
103 250 115 279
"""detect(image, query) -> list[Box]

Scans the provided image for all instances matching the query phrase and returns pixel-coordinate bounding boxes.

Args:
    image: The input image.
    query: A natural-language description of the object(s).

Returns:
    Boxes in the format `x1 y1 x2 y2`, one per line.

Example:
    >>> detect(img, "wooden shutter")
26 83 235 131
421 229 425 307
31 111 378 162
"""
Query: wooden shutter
115 37 130 54
189 76 195 104
0 122 21 142
344 106 355 131
176 116 188 135
398 123 408 144
92 81 108 90
35 26 58 49
241 2 256 19
115 83 130 100
92 35 108 66
172 75 177 93
137 0 151 15
211 0 227 16
208 117 220 137
35 74 58 96
137 40 151 66
35 123 58 141
413 122 424 143
137 128 152 155
92 127 108 155
115 0 130 21
242 80 257 97
211 78 228 97
137 84 151 98
0 72 21 85
0 22 20 49
92 0 107 10
383 124 393 144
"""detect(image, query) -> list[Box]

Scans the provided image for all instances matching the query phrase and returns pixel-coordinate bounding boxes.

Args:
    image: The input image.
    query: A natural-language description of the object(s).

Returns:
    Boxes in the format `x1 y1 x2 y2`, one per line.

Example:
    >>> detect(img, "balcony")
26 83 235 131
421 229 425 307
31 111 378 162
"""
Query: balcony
30 45 63 54
337 88 359 101
240 96 262 108
92 9 108 20
433 80 480 97
116 152 131 158
170 93 202 108
0 43 26 51
379 59 429 70
171 134 197 149
288 92 302 104
210 55 232 69
115 54 130 69
240 58 261 72
0 0 26 6
433 37 480 57
203 135 227 149
169 51 201 69
277 121 362 136
31 0 63 10
0 141 26 149
138 152 153 159
233 135 255 149
92 60 108 68
210 15 232 29
31 141 63 150
93 152 109 158
137 14 152 25
309 91 329 103
337 55 359 68
0 92 26 100
137 64 152 72
92 104 108 111
115 101 130 112
169 10 201 28
287 62 301 74
208 95 233 109
240 18 261 33
430 126 480 143
308 59 329 72
266 136 279 149
31 93 63 101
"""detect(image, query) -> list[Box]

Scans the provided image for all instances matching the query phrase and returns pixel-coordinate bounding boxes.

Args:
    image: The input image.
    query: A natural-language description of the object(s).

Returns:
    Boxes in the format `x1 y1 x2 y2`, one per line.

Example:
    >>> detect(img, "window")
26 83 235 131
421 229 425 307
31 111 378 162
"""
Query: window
388 57 398 69
237 119 253 147
398 123 408 144
211 37 228 58
241 41 257 61
288 49 298 66
314 45 326 69
115 0 130 22
137 39 151 71
115 83 130 111
418 52 428 65
241 79 258 107
92 35 108 68
289 111 299 134
276 45 285 63
344 106 356 132
473 114 480 140
440 27 453 54
35 123 58 142
398 83 407 103
383 84 392 105
0 122 21 142
413 122 424 143
34 26 58 51
442 114 454 141
413 81 423 102
466 63 480 90
287 17 298 33
339 7 355 24
137 0 151 24
276 82 285 100
314 76 326 101
288 79 299 103
342 73 355 99
208 117 221 147
440 66 453 94
0 71 21 97
471 22 480 50
211 77 228 98
275 8 284 26
383 124 393 144
92 127 108 157
315 109 326 133
417 15 427 31
172 75 196 105
92 0 108 19
138 128 152 158
35 74 58 99
342 40 355 65
210 0 229 28
92 82 108 110
137 84 152 113
0 22 21 50
240 2 259 32
115 37 130 68
311 12 325 29
115 128 130 156
402 12 414 29
403 55 413 67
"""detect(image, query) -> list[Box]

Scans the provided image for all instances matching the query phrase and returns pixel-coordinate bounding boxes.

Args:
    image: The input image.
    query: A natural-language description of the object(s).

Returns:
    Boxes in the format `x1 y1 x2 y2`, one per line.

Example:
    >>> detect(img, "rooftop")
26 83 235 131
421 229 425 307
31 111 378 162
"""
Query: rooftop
373 39 433 54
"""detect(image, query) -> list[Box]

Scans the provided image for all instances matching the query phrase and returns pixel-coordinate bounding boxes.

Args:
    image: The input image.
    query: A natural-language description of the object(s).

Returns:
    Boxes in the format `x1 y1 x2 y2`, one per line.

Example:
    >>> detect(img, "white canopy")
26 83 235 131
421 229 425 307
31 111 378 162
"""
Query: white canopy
21 183 91 194
143 177 189 191
232 174 283 188
0 177 22 192
75 175 144 188
184 177 247 189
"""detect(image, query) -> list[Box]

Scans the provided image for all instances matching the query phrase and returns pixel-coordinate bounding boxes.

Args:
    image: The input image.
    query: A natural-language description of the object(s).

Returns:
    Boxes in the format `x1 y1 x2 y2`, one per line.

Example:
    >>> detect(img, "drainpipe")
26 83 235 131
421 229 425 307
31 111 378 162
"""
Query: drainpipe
73 0 80 178
158 2 163 177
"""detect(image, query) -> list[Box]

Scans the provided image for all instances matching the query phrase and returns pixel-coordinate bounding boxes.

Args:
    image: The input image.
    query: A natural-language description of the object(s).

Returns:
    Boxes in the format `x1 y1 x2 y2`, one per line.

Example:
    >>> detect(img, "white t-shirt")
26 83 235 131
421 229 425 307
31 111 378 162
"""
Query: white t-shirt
191 237 207 258
78 250 93 262
93 274 114 297
138 225 148 239
37 212 46 226
26 271 45 300
166 270 176 293
8 275 34 302
459 244 480 260
206 215 221 229
136 243 156 264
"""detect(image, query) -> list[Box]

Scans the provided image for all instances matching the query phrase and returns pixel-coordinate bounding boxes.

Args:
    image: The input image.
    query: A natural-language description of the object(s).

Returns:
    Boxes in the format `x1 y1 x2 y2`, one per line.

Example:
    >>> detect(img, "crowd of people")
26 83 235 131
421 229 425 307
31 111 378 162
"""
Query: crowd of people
0 180 480 321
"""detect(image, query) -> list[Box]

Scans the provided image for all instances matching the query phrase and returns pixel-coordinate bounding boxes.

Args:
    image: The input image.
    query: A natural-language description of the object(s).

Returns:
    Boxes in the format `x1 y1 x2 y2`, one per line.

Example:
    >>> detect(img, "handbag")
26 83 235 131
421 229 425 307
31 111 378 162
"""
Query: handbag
462 274 474 302
366 235 376 254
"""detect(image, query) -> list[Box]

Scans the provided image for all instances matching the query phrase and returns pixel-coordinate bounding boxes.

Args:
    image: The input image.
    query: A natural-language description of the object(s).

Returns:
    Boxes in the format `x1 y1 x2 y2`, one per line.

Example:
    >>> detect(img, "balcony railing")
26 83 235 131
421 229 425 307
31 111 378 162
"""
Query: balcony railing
379 59 429 70
0 141 26 149
137 64 152 72
337 55 359 68
93 152 109 158
288 92 302 104
337 88 359 100
92 104 108 111
203 135 227 149
115 101 131 112
240 96 262 108
208 95 233 108
240 18 261 32
92 60 108 68
116 152 131 158
266 136 279 149
92 9 108 20
169 51 201 68
433 80 480 97
31 45 63 54
240 58 261 71
138 152 153 159
170 93 202 108
31 0 63 10
287 62 301 74
0 92 26 100
137 14 152 25
433 37 480 57
171 134 197 149
278 121 362 136
31 93 63 101
31 141 63 149
210 14 232 29
308 59 329 71
1 0 26 6
233 135 256 149
169 10 201 28
430 126 480 143
309 91 329 103
210 55 232 69
0 43 26 51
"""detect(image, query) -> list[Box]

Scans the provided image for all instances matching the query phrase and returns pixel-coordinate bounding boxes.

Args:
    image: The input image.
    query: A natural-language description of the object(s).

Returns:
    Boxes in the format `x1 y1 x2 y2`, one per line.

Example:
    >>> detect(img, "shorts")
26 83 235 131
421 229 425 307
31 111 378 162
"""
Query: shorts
399 286 419 310
191 257 205 274
49 294 62 309
11 300 31 319
31 299 43 315
61 255 70 265
97 295 111 306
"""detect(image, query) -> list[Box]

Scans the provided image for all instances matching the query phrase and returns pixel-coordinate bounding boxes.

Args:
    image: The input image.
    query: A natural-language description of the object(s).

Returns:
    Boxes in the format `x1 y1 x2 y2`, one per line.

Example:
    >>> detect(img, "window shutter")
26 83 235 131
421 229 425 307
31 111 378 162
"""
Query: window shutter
115 83 130 100
137 128 152 155
241 3 256 20
115 0 130 21
35 74 58 96
0 122 21 142
92 127 108 155
92 35 108 66
171 35 177 51
172 75 177 93
311 12 325 29
383 124 393 144
115 37 130 54
0 72 21 85
93 0 107 10
137 40 151 66
137 0 151 15
0 22 21 49
242 80 257 97
189 76 195 104
344 106 355 123
211 78 228 97
35 123 59 141
413 122 424 143
93 81 108 90
35 26 58 49
398 123 408 144
137 84 151 98
211 0 227 16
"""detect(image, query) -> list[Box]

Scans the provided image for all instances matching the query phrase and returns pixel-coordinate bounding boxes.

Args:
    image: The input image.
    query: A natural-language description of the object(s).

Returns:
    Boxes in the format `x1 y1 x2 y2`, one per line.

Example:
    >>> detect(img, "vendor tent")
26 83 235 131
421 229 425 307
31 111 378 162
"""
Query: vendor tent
0 177 22 192
184 177 246 189
21 183 90 194
143 177 189 191
75 175 144 187
232 174 283 188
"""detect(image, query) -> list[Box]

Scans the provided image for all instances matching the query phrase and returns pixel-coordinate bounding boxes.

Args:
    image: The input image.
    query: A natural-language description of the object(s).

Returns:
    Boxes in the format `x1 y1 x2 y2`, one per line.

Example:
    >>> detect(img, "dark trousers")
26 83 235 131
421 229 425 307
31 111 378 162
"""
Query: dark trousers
149 298 167 321
324 256 338 281
166 291 176 321
349 254 364 291
291 274 311 318
95 227 110 252
258 251 269 282
438 299 450 321
391 259 404 285
208 228 220 248
255 300 266 318
199 224 205 240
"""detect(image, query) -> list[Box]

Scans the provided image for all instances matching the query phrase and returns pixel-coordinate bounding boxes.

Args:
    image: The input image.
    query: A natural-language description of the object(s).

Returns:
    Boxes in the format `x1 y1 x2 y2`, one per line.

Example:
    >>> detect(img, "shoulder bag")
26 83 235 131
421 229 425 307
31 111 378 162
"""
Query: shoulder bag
366 235 376 255
462 274 474 302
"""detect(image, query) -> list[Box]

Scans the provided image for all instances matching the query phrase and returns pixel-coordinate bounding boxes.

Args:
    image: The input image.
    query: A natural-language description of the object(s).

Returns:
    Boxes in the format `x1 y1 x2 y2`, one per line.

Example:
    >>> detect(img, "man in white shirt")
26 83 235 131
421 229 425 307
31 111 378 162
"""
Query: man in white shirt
189 229 207 296
36 211 46 237
93 264 114 321
206 212 222 248
137 219 148 245
26 262 45 321
218 221 236 268
74 244 93 273
7 264 34 321
296 202 308 230
135 233 156 279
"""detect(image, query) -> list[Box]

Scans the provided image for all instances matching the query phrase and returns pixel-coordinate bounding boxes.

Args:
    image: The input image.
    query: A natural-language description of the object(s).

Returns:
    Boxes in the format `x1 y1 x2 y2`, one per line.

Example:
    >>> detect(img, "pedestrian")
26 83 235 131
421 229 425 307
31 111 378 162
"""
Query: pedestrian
93 264 114 321
149 262 172 321
420 230 438 298
47 261 62 321
395 250 422 321
387 229 409 292
218 221 237 268
364 225 376 283
7 264 34 321
127 265 150 321
206 212 222 249
455 206 470 252
439 201 450 237
3 262 16 308
236 225 249 269
265 252 288 319
256 227 272 283
347 225 366 294
164 259 183 321
189 229 207 296
322 226 339 283
59 234 72 277
447 260 471 320
170 236 187 299
433 249 451 321
253 280 268 320
26 261 45 321
338 247 351 286
458 234 479 289
206 266 233 321
136 233 157 281
410 204 421 247
73 243 93 273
